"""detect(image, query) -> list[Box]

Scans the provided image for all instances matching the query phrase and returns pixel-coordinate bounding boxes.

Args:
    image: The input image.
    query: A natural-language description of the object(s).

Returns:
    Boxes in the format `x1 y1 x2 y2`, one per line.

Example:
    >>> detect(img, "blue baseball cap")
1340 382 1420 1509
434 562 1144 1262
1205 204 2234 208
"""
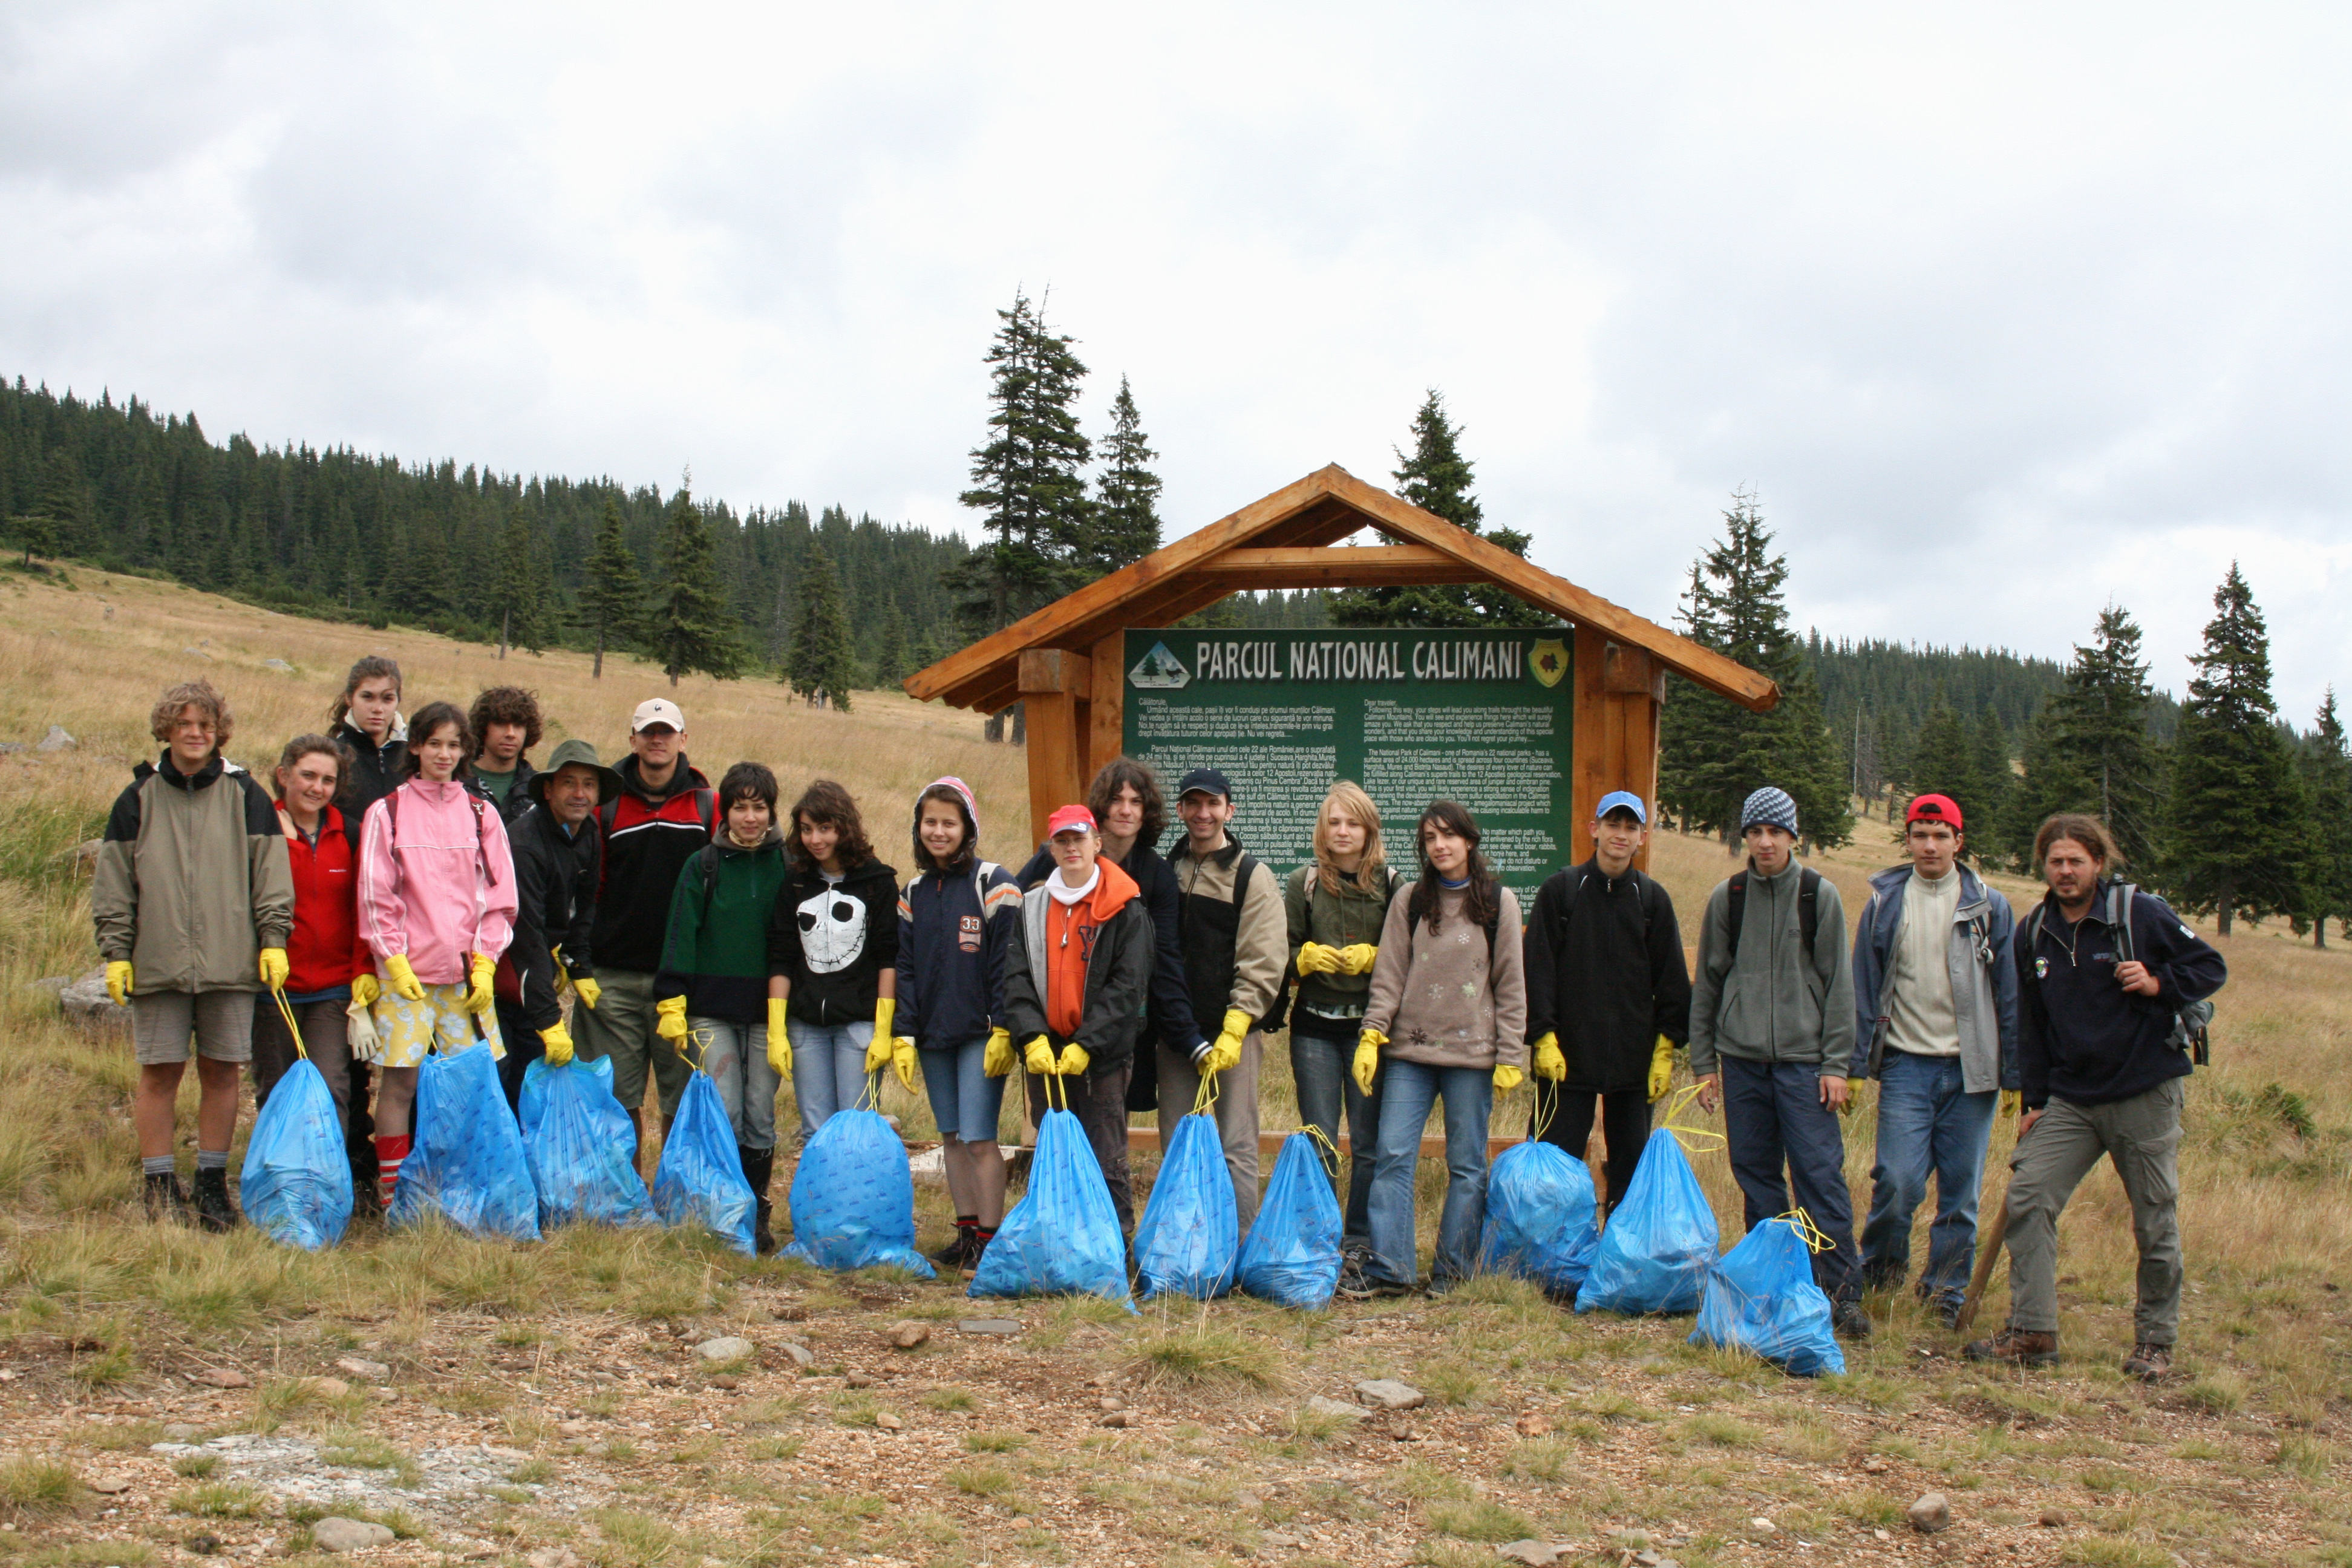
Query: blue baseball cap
1595 790 1648 824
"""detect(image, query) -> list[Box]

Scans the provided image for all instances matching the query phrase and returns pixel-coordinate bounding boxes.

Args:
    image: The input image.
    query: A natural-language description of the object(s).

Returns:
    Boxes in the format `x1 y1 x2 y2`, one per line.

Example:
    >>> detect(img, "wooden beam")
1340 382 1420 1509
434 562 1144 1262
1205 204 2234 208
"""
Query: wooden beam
1022 690 1084 848
1018 647 1090 696
1087 631 1126 781
1191 544 1486 589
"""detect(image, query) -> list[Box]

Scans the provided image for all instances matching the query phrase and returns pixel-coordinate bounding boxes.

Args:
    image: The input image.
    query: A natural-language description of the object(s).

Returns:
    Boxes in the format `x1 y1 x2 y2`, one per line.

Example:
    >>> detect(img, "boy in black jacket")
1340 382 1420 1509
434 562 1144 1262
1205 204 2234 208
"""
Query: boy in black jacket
1967 814 2225 1381
494 740 614 1114
1521 791 1693 1209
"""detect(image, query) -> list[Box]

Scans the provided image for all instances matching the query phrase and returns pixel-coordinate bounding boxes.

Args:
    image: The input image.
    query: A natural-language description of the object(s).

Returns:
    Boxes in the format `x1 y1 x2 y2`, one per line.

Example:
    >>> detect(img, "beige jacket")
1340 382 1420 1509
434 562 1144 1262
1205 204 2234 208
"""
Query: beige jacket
1362 883 1528 1070
92 753 293 994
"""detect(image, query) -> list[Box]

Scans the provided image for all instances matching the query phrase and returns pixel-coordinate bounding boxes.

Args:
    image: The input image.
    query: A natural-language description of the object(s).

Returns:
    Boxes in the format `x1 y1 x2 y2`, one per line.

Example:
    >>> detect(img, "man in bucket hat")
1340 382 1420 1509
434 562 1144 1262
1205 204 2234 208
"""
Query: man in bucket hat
1690 785 1871 1339
495 738 621 1114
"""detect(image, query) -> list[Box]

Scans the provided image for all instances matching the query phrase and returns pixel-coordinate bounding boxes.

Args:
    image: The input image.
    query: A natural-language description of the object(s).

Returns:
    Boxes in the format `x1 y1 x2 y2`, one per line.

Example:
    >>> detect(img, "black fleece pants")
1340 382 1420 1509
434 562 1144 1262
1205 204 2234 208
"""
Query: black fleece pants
1530 1081 1653 1209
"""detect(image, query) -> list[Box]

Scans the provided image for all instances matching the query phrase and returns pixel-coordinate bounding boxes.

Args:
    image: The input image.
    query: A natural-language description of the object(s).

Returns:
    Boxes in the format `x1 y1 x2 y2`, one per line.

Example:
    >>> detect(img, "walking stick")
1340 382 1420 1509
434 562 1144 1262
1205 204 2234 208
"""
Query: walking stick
1952 1191 2008 1336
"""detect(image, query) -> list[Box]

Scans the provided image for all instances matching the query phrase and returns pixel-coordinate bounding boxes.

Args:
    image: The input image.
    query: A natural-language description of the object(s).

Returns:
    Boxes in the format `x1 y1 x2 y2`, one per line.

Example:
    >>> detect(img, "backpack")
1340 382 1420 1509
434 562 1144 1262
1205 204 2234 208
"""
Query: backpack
1725 865 1818 961
2025 883 2213 1065
1551 863 1655 949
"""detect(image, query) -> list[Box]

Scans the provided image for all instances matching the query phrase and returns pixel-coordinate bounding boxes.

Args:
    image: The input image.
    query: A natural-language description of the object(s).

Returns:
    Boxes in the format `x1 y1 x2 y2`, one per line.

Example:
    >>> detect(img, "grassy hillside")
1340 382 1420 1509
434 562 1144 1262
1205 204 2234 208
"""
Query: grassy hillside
1 564 2347 1567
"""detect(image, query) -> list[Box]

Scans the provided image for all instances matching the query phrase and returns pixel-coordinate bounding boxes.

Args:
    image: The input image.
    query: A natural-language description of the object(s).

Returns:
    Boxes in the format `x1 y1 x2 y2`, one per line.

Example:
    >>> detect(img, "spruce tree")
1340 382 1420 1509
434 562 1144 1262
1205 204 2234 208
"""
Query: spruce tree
873 611 912 690
2049 605 2163 867
2161 564 2304 933
1088 375 1164 575
1330 390 1552 629
2295 690 2352 949
1658 491 1852 847
785 540 857 712
1906 700 1976 818
490 506 552 659
1967 707 2012 859
579 498 647 679
646 482 750 688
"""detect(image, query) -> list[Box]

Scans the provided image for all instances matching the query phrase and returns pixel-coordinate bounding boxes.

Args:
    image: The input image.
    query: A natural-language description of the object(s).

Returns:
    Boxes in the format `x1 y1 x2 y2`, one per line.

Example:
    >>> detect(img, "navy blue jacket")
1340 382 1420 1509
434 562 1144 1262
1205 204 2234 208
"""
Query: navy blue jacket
1016 839 1201 1054
2015 881 2226 1108
896 858 1022 1048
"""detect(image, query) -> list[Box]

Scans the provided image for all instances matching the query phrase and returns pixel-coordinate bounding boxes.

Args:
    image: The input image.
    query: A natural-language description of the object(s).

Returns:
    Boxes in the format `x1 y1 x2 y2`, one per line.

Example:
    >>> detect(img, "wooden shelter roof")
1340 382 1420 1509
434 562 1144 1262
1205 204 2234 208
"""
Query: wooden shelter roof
903 464 1779 715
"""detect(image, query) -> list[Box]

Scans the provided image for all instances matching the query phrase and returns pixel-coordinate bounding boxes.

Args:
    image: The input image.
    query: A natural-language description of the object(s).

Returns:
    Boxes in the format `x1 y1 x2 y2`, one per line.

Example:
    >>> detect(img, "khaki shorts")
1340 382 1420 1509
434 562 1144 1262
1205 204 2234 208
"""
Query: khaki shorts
132 990 256 1066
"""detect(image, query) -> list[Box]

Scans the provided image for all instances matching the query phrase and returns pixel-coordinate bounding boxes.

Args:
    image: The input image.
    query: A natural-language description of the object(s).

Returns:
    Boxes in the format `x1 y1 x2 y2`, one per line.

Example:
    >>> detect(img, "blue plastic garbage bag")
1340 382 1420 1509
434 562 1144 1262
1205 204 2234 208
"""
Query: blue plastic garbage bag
1132 1112 1240 1300
240 1056 353 1250
1234 1132 1342 1310
650 1070 757 1255
969 1107 1133 1308
783 1106 936 1277
520 1056 655 1230
1576 1128 1718 1315
388 1043 541 1241
1690 1215 1845 1376
1478 1138 1600 1296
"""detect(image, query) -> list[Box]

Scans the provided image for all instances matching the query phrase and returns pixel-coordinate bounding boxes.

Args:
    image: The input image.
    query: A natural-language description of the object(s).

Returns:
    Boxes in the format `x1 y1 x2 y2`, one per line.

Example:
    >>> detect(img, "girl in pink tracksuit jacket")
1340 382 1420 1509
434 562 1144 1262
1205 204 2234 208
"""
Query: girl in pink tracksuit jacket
358 701 518 1203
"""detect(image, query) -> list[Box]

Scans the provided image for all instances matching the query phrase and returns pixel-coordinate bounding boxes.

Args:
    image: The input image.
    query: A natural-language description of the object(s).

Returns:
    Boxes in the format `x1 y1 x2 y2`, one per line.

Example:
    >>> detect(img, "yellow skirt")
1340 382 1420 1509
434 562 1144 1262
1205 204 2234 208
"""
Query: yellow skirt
370 981 505 1069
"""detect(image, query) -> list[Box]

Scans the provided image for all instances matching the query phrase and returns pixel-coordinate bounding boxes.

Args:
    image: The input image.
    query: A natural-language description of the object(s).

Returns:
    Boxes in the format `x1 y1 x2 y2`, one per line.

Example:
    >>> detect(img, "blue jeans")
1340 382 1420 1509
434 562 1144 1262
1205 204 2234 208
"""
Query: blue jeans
696 1016 782 1152
1366 1060 1492 1290
785 1018 877 1144
1719 1056 1861 1305
1290 1022 1378 1247
1860 1050 1997 1305
920 1038 1006 1145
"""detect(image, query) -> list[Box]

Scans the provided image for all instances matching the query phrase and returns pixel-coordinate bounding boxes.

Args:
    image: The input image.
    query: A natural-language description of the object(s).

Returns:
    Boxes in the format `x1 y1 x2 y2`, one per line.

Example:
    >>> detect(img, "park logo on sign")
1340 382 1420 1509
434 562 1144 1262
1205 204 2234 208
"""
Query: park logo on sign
1128 642 1191 689
1529 638 1568 689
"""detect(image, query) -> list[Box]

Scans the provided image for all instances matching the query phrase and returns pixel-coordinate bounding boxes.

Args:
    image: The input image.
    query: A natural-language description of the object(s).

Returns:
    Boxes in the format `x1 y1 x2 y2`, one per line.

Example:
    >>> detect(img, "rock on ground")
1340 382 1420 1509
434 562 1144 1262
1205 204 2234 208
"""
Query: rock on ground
1353 1379 1425 1410
312 1517 396 1552
886 1320 930 1350
1493 1541 1560 1566
57 967 131 1033
1908 1492 1952 1533
694 1336 756 1363
35 724 76 752
1305 1395 1365 1422
335 1356 393 1382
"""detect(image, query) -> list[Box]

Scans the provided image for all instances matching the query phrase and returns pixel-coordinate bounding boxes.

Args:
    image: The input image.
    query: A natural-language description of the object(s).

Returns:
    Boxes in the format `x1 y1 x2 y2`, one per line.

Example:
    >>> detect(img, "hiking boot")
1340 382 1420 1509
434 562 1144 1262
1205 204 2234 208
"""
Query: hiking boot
963 1231 993 1276
2122 1342 2174 1382
190 1168 241 1234
1933 1295 1966 1331
142 1170 189 1223
1334 1252 1373 1303
1963 1326 2059 1367
1833 1301 1875 1341
932 1229 975 1269
738 1146 777 1257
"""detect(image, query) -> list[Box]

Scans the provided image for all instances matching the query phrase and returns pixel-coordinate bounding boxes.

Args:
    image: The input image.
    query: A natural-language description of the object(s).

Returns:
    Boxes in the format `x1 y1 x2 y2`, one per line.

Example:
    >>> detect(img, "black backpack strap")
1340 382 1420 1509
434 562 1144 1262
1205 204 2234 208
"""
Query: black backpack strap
2109 881 2136 963
1798 866 1821 955
696 841 723 929
694 788 719 838
469 792 491 886
1725 871 1748 962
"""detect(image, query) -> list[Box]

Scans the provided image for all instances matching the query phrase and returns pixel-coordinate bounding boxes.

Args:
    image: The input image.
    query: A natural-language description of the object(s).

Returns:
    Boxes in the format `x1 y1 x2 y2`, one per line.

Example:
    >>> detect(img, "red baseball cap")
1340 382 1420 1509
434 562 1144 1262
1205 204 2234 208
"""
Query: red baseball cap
1047 803 1097 837
1906 793 1964 831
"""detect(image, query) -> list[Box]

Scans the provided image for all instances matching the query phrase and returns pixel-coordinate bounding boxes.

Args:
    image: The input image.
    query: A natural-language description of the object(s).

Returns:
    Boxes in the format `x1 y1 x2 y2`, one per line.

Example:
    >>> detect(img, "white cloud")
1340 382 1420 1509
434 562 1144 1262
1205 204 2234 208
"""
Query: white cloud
2 1 2346 714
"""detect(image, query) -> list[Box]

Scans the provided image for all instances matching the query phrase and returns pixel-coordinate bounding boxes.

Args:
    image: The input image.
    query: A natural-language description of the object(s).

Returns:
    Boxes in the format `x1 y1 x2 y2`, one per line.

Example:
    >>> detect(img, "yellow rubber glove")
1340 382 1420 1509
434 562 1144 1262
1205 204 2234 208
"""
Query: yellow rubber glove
655 995 689 1046
1532 1032 1566 1082
463 952 496 1015
766 998 791 1076
1057 1042 1090 1077
1353 1028 1387 1096
385 953 426 1003
1024 1035 1057 1076
1648 1034 1676 1103
892 1036 918 1093
258 947 290 992
864 1031 893 1076
540 1022 575 1066
1201 1006 1249 1074
572 975 602 1011
1493 1063 1524 1093
351 972 380 1008
1337 943 1378 975
104 959 135 1006
874 998 895 1045
982 1027 1014 1078
1296 941 1341 976
1999 1089 2022 1119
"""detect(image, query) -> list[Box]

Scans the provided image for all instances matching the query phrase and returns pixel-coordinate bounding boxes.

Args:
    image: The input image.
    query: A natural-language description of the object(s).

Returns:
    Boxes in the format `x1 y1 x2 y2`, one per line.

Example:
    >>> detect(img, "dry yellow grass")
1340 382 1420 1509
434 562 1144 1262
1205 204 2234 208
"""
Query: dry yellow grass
2 564 2348 1567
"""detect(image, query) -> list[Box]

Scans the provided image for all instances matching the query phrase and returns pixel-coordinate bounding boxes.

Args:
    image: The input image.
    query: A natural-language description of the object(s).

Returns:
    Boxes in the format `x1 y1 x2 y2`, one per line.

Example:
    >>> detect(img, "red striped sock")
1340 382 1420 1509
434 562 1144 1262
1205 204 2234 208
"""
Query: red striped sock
376 1134 411 1206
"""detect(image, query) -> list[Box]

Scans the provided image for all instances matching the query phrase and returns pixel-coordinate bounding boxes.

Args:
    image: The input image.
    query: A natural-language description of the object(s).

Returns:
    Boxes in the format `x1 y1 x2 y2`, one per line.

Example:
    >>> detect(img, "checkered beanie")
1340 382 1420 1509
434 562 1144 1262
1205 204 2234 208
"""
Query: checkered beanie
1740 786 1799 836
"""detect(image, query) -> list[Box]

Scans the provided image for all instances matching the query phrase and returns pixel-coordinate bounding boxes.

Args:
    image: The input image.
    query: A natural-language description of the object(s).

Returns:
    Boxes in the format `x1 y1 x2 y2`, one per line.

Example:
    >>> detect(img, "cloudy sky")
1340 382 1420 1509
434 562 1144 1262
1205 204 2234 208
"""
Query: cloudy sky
5 4 2347 714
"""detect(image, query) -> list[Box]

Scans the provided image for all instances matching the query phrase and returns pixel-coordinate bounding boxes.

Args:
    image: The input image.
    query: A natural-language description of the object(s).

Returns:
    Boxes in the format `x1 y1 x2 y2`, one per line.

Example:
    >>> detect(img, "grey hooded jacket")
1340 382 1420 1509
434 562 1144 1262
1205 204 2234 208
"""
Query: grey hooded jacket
1688 858 1854 1074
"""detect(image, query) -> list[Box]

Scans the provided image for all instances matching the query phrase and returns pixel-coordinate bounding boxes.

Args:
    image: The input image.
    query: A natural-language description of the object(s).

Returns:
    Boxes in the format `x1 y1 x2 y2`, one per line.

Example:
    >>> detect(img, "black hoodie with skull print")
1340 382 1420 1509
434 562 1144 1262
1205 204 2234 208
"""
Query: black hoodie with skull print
765 856 901 1025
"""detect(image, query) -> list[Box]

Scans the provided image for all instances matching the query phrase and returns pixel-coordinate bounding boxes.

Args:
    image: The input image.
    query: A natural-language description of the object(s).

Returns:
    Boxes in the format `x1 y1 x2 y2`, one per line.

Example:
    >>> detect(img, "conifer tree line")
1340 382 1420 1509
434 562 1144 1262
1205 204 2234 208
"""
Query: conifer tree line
0 377 966 701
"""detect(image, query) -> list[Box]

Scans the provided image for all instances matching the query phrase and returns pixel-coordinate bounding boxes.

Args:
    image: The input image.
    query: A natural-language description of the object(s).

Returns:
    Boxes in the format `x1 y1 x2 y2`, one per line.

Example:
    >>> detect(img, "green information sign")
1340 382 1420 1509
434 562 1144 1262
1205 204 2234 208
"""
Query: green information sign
1121 628 1576 903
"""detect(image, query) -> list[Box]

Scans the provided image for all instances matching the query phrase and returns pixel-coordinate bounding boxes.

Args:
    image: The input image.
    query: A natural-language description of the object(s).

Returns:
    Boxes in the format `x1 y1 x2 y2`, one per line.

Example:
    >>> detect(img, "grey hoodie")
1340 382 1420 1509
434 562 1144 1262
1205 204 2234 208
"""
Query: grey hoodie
1688 858 1854 1075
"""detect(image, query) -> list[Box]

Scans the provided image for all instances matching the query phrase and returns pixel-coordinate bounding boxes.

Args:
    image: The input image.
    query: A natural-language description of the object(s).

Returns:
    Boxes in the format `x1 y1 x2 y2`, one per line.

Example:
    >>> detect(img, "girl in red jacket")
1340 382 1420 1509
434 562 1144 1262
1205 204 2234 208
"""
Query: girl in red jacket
250 735 373 1127
358 702 518 1204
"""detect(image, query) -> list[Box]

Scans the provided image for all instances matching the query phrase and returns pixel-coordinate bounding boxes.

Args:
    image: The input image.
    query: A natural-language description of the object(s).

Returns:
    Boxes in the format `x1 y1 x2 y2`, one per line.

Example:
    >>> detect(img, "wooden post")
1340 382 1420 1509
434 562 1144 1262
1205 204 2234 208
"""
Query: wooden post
1018 648 1091 848
1576 635 1667 873
1088 630 1126 781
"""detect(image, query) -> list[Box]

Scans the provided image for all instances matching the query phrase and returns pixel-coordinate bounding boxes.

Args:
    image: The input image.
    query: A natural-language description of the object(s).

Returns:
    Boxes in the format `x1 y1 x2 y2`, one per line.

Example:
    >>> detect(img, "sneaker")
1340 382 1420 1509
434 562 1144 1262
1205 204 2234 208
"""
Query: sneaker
190 1168 241 1234
1962 1326 2059 1367
932 1229 975 1269
1333 1253 1373 1302
1833 1301 1874 1341
142 1170 189 1223
963 1232 993 1276
2122 1342 2173 1382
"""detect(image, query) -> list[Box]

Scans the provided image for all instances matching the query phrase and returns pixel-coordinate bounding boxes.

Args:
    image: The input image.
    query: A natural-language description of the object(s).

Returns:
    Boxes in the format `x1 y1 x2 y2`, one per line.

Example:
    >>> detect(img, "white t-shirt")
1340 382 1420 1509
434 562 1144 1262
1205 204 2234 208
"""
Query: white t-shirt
1883 869 1962 1057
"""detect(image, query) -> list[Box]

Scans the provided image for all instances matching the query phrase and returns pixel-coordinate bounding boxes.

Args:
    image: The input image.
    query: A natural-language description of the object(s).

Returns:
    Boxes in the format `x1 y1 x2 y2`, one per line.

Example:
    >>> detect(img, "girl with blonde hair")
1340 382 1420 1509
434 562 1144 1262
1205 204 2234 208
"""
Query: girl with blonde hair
1281 780 1402 1296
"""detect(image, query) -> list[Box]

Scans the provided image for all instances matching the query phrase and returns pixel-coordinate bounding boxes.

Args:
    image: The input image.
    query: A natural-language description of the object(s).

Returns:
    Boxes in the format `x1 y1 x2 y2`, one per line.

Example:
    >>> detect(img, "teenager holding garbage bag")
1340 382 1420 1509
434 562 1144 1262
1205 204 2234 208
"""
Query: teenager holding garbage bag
655 763 792 1253
356 701 519 1208
998 804 1155 1234
765 780 899 1152
1354 800 1527 1298
249 736 371 1131
897 777 1023 1267
1284 781 1402 1296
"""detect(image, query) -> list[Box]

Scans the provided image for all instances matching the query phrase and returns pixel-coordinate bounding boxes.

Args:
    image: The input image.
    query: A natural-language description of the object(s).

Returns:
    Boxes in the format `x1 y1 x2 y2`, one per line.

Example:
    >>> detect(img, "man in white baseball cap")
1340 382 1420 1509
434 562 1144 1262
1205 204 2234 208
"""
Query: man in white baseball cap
574 697 717 1169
